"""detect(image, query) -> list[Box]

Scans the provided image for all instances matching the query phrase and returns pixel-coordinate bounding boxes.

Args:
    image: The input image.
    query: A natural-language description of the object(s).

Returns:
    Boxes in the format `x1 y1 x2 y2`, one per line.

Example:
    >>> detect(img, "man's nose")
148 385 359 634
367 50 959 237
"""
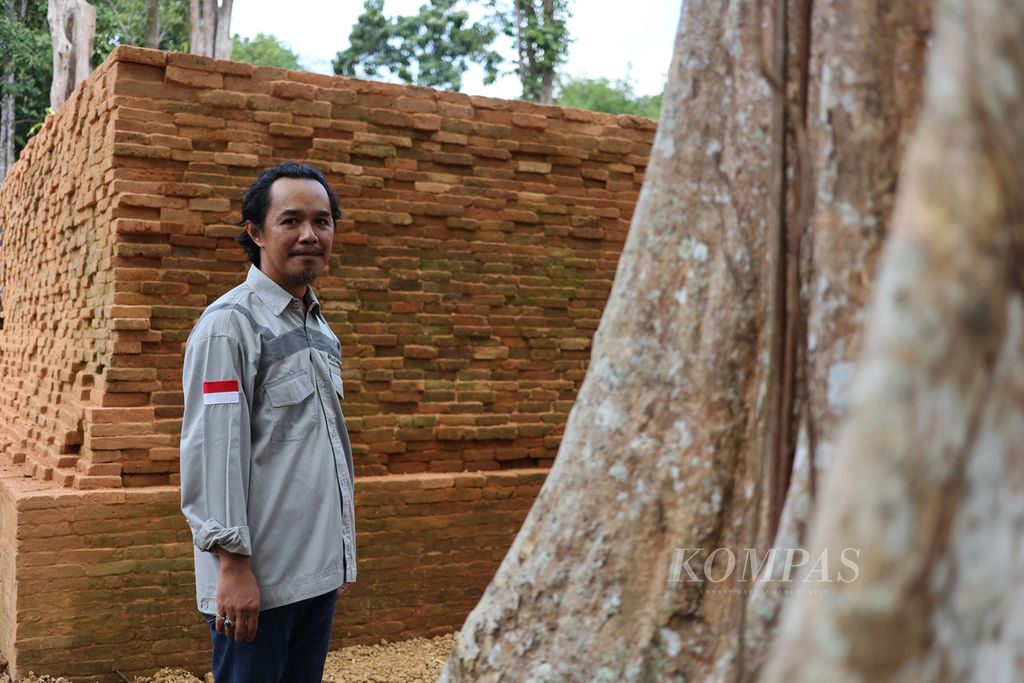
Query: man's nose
297 220 318 241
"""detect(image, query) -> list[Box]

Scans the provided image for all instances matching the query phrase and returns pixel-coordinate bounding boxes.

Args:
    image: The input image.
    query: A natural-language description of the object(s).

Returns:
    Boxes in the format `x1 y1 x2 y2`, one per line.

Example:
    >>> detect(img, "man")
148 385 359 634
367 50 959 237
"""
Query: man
180 162 356 682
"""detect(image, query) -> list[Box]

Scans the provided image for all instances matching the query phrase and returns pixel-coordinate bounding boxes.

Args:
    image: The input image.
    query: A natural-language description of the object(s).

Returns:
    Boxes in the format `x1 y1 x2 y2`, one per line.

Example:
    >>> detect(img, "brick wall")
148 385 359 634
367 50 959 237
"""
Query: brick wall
1 46 652 489
0 60 118 488
0 467 546 680
0 471 17 661
0 44 653 680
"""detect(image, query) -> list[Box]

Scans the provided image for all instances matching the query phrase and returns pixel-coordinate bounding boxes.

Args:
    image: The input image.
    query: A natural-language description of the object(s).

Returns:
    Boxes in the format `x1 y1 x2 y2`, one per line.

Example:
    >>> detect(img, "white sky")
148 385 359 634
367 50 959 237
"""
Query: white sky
231 1 681 99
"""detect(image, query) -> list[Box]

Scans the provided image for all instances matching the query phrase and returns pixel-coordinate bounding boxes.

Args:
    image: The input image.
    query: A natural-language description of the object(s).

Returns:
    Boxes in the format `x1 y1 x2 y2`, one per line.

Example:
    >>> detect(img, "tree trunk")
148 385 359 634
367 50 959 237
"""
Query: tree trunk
437 0 939 680
0 84 13 183
144 0 160 49
763 0 1024 678
738 1 931 676
440 1 776 677
213 0 232 59
538 70 553 105
47 0 95 110
511 0 534 100
189 0 232 59
537 0 554 104
0 0 17 183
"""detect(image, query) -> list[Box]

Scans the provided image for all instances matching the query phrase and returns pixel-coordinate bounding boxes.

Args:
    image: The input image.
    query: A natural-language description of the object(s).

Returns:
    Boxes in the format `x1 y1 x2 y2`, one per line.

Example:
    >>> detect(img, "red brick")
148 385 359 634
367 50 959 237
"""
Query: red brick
165 65 223 89
270 80 316 100
268 122 313 137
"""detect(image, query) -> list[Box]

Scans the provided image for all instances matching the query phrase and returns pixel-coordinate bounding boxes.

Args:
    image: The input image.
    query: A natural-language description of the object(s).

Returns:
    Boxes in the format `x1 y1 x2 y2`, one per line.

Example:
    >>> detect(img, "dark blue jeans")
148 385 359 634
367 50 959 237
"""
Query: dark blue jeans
201 589 337 683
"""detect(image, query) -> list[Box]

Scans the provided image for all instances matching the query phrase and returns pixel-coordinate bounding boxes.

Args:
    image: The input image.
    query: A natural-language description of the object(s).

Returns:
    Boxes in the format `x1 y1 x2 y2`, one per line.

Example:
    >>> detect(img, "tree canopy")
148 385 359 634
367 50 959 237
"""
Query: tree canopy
490 0 570 103
334 0 571 103
556 74 662 118
333 0 501 92
232 32 301 70
94 0 189 59
1 0 52 159
1 0 191 166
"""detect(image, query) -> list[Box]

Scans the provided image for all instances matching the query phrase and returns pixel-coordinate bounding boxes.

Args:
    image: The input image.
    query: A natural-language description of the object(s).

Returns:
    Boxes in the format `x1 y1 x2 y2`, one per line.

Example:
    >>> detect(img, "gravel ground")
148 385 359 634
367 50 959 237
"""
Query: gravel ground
1 633 456 683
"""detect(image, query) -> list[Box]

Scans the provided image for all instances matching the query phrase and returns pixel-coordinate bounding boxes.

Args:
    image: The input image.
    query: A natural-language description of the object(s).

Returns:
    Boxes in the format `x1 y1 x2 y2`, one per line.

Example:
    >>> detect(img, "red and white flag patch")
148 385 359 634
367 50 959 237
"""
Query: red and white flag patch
203 380 239 405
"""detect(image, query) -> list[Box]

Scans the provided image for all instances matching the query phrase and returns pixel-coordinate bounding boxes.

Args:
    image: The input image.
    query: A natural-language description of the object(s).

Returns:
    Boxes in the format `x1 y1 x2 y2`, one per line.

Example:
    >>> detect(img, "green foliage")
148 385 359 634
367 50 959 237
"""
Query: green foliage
556 74 663 119
489 0 571 102
1 0 52 153
27 107 55 137
93 0 189 63
1 0 189 159
232 33 302 70
334 0 501 91
335 0 571 102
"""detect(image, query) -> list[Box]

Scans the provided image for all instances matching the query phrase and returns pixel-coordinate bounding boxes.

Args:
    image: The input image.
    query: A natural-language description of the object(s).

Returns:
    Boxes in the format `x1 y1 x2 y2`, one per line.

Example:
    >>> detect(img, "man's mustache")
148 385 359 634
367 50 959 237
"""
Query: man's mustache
289 248 325 256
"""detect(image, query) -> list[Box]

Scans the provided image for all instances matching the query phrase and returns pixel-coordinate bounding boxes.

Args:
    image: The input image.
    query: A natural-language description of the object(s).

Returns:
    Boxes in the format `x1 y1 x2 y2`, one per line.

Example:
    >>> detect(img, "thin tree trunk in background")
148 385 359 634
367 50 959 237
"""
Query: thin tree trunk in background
189 0 232 59
537 0 554 104
47 0 95 110
144 0 159 48
0 0 17 183
213 0 231 59
512 0 533 101
763 0 1024 678
188 0 203 55
0 84 13 182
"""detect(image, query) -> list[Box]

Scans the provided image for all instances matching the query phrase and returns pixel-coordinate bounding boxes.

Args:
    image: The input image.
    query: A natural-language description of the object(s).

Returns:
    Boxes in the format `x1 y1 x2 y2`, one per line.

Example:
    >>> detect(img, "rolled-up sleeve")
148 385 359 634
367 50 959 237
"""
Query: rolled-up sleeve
180 332 253 556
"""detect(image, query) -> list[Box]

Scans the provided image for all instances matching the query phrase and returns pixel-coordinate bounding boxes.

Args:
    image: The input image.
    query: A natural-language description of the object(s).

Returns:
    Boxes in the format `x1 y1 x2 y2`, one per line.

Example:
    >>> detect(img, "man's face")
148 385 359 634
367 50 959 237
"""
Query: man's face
247 177 335 295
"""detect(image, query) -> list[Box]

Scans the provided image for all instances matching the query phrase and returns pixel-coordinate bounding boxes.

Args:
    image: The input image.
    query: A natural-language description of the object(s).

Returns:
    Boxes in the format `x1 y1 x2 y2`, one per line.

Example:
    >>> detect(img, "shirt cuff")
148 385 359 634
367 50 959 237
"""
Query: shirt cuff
194 519 252 555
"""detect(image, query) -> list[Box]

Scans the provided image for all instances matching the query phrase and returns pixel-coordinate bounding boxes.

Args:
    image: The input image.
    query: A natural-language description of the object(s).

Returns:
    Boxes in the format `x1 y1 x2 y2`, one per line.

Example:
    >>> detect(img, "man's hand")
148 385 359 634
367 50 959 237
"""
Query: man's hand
337 582 351 599
215 548 261 642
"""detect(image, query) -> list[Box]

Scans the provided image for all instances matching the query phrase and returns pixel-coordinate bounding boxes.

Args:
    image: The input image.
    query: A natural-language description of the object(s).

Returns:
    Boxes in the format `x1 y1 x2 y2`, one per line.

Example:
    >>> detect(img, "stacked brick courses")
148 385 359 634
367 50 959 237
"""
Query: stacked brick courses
0 58 120 489
0 466 545 679
2 47 652 487
0 45 653 679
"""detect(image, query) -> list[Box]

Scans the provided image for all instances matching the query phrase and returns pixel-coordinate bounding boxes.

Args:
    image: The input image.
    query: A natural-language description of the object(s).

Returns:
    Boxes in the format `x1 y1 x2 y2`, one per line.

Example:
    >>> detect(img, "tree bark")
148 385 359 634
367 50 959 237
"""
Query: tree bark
0 0 18 183
511 0 533 100
738 1 931 677
438 0 937 680
47 0 95 110
440 1 776 677
189 0 232 59
763 0 1024 679
144 0 160 49
0 83 13 183
441 0 1018 678
538 70 553 105
537 0 554 104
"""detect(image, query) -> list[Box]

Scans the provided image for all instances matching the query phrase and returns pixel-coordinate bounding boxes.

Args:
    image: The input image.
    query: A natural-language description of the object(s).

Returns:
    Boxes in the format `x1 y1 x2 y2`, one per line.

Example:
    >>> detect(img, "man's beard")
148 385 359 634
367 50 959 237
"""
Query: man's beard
292 269 319 285
288 248 324 286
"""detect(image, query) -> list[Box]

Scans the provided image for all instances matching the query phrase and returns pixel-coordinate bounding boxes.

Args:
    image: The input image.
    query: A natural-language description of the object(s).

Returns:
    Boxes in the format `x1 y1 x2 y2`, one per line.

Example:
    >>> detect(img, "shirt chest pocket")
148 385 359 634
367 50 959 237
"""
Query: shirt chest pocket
264 372 316 443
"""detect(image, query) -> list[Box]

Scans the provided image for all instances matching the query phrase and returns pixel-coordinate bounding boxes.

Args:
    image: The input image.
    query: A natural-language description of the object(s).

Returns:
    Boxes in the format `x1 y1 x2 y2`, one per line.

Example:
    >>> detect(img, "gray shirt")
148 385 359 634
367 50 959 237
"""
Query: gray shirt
180 264 356 612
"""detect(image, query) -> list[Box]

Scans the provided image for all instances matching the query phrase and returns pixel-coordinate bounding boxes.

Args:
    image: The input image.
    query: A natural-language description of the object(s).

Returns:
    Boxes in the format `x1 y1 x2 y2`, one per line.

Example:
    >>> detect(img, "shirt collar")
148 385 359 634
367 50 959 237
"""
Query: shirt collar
246 265 325 321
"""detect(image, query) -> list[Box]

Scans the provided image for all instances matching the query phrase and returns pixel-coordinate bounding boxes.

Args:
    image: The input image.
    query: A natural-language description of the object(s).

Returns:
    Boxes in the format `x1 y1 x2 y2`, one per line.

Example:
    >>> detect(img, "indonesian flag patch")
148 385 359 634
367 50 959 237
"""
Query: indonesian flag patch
203 380 239 405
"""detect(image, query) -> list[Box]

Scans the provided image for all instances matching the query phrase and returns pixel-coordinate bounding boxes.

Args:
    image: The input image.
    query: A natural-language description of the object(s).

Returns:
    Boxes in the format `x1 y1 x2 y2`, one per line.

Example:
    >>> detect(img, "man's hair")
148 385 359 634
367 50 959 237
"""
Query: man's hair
235 162 343 267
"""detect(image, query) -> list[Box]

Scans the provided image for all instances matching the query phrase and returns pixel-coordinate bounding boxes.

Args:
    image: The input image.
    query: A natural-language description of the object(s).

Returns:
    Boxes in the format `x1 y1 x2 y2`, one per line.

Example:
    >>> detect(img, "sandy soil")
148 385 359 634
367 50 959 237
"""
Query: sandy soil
1 633 456 683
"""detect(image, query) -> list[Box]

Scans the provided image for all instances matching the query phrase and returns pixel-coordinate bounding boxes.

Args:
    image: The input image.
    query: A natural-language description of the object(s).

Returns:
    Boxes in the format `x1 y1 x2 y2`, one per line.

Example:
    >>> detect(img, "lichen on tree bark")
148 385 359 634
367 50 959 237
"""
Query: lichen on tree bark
439 0 1023 680
47 0 96 110
763 0 1024 679
440 1 775 679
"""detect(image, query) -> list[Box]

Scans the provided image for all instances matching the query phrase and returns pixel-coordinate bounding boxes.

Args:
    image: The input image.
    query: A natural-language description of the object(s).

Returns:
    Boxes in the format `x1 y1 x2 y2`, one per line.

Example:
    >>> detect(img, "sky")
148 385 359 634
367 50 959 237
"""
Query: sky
231 1 682 100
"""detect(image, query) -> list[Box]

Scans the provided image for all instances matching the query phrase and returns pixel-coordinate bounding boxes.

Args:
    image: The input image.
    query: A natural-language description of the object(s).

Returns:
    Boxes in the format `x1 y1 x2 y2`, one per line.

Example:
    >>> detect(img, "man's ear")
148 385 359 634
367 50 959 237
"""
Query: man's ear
245 221 263 247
